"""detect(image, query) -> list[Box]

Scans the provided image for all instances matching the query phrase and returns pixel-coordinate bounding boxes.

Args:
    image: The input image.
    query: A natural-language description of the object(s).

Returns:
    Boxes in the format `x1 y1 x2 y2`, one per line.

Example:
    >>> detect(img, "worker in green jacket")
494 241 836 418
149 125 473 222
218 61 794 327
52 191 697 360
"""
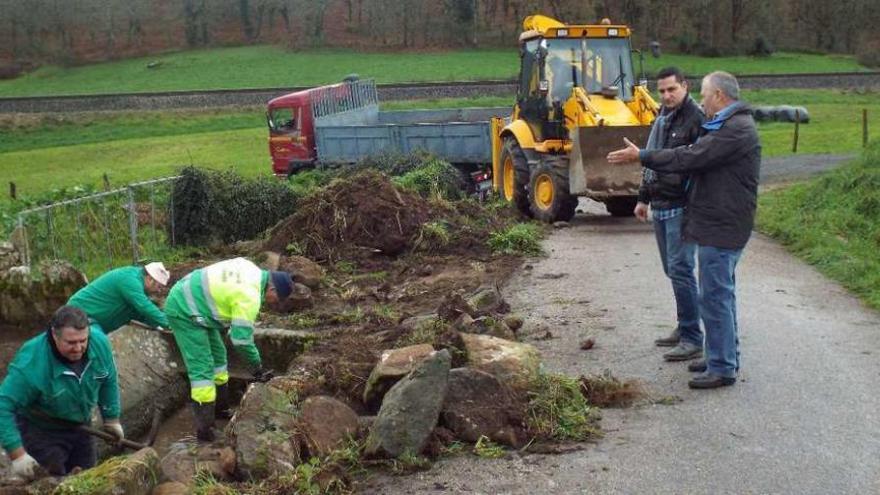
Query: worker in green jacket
67 262 171 333
164 257 293 441
0 306 122 480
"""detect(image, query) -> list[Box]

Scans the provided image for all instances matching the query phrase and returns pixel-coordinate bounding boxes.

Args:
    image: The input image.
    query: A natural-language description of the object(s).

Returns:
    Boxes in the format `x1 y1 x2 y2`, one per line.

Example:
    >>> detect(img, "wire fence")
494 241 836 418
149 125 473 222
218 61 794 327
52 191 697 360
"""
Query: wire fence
15 177 179 274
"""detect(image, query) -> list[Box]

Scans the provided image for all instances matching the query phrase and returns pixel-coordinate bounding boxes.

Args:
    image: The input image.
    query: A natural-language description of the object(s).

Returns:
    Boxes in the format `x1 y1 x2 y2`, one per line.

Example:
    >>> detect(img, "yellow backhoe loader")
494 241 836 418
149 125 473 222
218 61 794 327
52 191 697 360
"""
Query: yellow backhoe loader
492 15 659 221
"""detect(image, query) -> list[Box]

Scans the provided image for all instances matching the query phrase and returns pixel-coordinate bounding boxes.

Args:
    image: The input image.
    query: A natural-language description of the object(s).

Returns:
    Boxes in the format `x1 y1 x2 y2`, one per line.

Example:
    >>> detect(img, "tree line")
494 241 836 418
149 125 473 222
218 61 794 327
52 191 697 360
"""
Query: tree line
0 0 878 69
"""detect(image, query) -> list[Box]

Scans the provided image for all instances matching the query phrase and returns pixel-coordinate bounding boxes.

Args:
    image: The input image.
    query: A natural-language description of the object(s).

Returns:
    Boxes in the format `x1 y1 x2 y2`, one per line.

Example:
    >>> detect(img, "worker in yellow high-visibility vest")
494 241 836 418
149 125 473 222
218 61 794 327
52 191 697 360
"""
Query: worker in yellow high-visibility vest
164 258 293 441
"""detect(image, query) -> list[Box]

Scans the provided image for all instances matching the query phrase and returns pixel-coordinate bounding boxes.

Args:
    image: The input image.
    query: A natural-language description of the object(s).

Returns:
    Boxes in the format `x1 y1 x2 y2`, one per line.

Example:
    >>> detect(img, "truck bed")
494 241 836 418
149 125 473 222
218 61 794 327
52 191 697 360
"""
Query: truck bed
314 107 509 165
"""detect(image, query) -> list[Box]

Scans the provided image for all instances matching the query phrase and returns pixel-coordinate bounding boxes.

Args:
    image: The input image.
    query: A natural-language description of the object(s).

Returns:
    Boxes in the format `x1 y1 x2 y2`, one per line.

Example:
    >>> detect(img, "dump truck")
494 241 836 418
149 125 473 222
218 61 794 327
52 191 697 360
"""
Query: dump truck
492 15 659 221
266 78 505 195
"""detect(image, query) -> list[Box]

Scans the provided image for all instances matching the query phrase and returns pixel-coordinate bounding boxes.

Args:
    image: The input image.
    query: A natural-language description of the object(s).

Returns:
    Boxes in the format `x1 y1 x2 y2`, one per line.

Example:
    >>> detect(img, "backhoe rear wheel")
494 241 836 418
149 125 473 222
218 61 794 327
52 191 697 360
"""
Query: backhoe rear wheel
500 138 532 217
529 156 578 223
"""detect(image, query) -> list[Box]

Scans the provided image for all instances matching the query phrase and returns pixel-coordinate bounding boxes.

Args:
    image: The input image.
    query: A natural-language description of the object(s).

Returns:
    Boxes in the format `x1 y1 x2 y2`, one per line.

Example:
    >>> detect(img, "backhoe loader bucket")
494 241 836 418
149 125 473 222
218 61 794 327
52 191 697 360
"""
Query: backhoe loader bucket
568 125 652 197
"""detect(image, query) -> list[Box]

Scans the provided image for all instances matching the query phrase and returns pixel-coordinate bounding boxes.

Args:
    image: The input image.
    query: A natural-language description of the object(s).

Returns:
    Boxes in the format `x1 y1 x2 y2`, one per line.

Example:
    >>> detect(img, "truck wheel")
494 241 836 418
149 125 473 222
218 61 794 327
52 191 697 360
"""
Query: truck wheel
605 197 638 217
500 138 532 217
529 156 577 223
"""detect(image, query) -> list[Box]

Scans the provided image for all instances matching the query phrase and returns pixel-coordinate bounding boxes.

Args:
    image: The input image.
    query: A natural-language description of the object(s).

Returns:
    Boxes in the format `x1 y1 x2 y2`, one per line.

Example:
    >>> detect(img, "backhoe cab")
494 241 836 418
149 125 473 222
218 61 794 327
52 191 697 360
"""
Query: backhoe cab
494 15 659 222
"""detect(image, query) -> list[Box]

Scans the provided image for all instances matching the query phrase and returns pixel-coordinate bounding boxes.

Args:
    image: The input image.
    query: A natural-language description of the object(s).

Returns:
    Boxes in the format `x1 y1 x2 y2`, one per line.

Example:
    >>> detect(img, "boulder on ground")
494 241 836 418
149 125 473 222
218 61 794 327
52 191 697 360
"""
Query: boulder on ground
0 260 86 325
256 251 282 271
299 396 360 457
363 344 434 411
441 368 527 447
460 333 540 390
466 286 509 315
225 381 302 478
150 482 190 495
281 255 325 289
159 442 236 485
289 282 313 310
364 350 451 458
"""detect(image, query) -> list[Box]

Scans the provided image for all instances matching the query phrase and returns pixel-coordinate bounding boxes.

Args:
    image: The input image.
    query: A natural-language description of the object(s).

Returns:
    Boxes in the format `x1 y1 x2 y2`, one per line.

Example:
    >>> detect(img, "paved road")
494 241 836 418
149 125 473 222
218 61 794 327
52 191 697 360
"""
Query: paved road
365 200 880 494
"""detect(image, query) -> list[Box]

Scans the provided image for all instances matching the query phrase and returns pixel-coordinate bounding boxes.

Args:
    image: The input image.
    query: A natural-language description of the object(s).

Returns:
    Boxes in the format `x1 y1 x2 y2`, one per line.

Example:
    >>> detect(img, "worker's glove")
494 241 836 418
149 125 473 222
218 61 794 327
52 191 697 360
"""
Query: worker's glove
103 421 125 443
10 453 40 481
252 368 274 383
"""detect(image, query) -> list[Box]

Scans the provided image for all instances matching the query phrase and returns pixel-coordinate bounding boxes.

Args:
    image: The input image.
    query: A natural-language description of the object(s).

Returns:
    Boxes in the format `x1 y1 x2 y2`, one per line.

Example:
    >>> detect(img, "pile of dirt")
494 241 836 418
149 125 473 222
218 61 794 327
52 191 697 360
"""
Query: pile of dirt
265 170 442 261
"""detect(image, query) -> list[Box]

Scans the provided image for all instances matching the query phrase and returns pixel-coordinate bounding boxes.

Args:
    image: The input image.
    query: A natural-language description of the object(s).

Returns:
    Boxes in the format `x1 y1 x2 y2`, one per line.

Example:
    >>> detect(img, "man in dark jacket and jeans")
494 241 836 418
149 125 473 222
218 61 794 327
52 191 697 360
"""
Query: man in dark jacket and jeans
635 67 705 361
608 71 760 389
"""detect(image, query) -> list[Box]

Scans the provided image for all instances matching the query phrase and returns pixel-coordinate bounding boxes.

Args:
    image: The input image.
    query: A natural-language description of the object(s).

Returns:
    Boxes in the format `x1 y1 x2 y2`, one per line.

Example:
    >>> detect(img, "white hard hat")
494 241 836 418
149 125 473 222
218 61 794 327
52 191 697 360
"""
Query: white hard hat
144 262 170 286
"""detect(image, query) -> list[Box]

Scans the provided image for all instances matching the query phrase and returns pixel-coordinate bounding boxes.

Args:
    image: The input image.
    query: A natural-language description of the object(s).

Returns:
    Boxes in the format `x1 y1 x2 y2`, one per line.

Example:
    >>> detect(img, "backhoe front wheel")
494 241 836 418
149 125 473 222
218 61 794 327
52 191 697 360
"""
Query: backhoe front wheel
529 156 577 223
500 138 532 217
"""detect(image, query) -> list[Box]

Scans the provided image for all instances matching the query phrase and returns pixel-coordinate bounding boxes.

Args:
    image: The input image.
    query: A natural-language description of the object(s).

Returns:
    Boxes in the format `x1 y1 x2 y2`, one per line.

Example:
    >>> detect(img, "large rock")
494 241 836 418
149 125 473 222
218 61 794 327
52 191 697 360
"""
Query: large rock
466 286 508 315
362 344 434 411
281 256 325 289
159 442 236 485
225 380 302 478
289 282 313 310
441 368 526 447
0 260 86 325
109 326 188 446
299 396 359 457
0 242 21 271
256 251 282 271
150 482 190 495
364 350 451 458
460 334 540 390
54 448 159 495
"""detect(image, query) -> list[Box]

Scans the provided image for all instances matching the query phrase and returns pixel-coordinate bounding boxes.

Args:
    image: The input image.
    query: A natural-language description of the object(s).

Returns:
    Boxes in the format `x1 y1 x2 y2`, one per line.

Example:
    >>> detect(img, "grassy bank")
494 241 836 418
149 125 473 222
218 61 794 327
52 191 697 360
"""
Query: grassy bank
0 45 868 97
757 141 880 309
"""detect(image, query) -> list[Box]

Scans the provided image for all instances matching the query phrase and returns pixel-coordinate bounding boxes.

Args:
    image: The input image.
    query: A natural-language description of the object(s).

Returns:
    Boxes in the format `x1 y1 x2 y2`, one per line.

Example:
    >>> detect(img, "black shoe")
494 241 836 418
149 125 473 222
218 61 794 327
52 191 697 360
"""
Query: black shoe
688 373 736 389
662 342 702 362
215 383 234 420
654 328 680 347
687 359 707 373
190 400 216 442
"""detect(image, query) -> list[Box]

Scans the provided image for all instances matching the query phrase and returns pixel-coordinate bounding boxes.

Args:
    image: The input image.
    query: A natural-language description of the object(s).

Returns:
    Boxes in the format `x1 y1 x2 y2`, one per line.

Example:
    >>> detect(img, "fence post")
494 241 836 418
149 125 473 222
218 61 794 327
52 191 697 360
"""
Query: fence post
127 186 139 264
9 182 15 200
17 214 29 267
864 109 869 148
792 109 800 153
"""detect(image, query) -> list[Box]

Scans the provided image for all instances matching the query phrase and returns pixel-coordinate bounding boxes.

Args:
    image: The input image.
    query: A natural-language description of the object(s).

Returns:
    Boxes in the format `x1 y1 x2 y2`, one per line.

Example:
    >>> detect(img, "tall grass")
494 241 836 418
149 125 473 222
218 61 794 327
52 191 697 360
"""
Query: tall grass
758 141 880 309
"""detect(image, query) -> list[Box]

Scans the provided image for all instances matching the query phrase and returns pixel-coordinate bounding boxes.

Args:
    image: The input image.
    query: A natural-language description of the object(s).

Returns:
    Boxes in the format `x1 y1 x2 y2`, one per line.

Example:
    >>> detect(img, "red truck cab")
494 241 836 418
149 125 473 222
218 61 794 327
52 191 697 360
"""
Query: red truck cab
267 89 317 177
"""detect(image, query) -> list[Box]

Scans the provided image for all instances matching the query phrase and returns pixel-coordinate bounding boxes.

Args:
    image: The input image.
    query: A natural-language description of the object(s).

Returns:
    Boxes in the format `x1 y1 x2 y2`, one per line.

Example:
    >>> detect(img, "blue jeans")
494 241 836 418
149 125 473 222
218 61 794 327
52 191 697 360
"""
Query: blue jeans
698 245 743 378
653 214 701 347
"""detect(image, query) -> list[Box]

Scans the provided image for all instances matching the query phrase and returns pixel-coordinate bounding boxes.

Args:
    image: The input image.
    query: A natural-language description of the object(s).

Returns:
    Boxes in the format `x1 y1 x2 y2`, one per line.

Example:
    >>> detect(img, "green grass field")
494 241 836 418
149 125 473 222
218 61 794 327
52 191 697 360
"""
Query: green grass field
0 45 869 97
0 90 876 201
757 142 880 309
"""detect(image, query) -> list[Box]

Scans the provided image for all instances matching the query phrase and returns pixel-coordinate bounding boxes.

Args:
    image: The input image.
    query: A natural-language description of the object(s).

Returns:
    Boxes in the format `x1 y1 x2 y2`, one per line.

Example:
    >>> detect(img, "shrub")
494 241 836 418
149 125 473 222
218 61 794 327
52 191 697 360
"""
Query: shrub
856 36 880 68
170 167 297 245
748 35 775 57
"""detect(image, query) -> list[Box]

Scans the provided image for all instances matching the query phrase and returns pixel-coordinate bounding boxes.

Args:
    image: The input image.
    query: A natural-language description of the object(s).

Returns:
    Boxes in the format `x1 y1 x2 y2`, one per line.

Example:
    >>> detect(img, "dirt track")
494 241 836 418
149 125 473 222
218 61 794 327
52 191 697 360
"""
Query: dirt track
364 156 880 494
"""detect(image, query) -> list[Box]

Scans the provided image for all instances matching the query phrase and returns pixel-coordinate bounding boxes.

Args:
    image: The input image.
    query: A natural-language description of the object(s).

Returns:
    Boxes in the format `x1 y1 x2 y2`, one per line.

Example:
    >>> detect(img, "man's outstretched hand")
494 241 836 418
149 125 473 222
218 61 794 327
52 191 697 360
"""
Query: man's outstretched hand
607 138 642 164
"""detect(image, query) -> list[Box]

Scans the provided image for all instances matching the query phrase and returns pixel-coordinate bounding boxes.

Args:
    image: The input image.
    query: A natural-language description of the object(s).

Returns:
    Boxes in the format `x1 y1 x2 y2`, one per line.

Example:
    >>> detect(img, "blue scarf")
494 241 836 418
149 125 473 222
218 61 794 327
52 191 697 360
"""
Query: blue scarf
702 101 746 131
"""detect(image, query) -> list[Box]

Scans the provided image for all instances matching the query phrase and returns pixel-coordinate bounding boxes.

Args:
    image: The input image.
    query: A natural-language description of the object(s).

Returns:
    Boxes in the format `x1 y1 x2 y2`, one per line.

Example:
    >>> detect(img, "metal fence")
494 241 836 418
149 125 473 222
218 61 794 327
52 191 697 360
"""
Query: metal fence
16 177 179 274
311 78 378 121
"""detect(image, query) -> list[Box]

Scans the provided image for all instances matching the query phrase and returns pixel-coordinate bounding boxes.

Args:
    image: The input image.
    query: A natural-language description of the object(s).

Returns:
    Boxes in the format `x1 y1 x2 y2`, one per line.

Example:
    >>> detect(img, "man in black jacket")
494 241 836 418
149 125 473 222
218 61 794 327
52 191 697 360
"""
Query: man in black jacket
608 71 760 389
635 67 705 361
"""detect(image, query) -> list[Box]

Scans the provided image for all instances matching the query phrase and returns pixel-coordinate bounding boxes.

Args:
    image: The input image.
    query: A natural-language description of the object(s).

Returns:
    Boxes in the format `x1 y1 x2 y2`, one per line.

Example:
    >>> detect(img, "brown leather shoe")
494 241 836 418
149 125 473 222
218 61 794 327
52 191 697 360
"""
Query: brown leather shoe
688 373 736 389
687 359 707 372
654 328 680 347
